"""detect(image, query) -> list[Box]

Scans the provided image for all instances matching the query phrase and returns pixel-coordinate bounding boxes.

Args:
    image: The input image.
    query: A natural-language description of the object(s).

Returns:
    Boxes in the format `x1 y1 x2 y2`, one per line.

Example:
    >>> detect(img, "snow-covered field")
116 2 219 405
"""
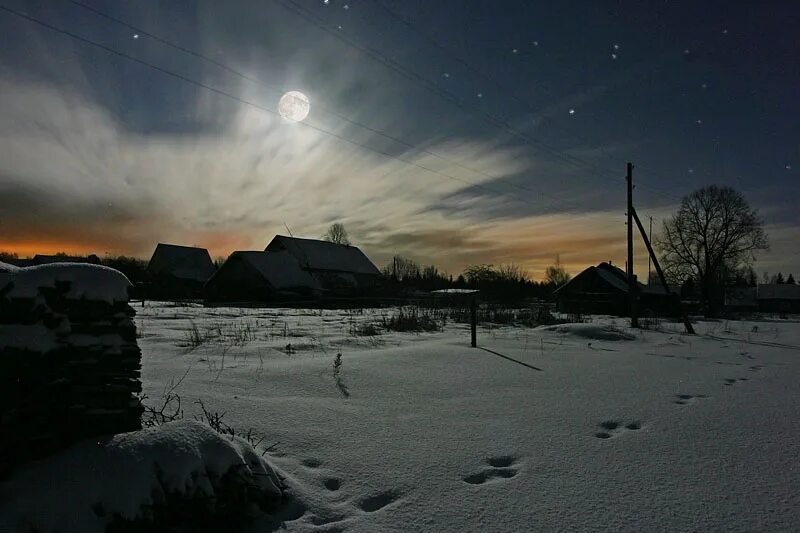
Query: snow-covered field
133 304 798 530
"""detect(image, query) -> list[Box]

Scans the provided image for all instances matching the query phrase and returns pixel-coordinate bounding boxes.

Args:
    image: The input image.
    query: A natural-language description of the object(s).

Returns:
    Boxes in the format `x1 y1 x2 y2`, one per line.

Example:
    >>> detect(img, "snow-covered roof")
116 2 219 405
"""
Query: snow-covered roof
757 284 800 300
219 251 321 291
431 289 479 295
596 268 631 293
0 263 132 303
147 243 216 283
265 235 381 276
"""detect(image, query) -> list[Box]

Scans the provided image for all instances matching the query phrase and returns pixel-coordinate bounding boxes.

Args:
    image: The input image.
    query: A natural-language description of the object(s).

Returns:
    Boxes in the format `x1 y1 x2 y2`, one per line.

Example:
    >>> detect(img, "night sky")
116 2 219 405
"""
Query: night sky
0 0 797 279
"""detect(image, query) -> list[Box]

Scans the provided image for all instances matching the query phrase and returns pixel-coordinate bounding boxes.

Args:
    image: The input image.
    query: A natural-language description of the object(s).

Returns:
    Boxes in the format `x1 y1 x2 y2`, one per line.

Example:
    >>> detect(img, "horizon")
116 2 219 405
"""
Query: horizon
0 1 797 279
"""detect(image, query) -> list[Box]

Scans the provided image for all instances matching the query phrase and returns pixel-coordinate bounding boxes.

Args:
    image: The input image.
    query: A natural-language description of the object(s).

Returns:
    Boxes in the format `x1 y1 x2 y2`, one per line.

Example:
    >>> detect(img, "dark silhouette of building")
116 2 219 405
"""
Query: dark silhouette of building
205 251 321 302
264 235 381 294
555 262 679 316
146 243 216 298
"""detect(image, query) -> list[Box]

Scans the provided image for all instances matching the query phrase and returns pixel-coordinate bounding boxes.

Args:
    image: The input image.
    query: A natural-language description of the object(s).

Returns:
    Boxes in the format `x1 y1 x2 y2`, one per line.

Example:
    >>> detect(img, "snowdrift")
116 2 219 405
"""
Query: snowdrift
540 322 636 341
0 421 286 533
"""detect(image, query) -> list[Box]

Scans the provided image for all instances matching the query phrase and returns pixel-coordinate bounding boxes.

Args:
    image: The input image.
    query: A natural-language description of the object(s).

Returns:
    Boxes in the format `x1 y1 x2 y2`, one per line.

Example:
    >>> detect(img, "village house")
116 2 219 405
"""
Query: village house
264 235 382 294
555 262 680 317
146 243 216 298
204 251 321 302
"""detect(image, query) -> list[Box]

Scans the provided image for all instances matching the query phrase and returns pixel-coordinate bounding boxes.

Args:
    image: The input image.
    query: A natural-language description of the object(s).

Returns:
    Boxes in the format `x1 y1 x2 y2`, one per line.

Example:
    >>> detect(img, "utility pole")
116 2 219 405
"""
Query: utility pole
647 216 653 285
626 162 638 328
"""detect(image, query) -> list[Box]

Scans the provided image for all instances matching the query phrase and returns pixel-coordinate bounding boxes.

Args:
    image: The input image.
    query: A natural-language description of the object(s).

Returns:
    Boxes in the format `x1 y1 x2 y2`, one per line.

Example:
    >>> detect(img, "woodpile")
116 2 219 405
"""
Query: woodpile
0 262 142 477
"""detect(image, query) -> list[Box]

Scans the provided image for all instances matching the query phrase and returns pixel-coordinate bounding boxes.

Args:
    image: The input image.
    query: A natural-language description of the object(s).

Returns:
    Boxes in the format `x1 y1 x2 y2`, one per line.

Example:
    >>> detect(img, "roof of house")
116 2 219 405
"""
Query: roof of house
215 251 321 291
725 287 758 307
147 243 216 282
265 235 381 276
555 262 637 295
757 283 800 300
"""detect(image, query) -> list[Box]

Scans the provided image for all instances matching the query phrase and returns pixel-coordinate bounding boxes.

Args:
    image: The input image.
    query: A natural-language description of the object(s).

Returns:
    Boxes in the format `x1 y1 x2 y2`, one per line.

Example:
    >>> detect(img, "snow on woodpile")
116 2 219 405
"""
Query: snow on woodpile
0 420 287 533
0 262 142 476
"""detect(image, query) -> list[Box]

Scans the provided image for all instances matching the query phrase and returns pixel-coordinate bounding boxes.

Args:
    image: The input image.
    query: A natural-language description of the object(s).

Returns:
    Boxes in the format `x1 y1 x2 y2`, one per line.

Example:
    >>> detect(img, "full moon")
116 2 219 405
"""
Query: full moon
278 91 310 122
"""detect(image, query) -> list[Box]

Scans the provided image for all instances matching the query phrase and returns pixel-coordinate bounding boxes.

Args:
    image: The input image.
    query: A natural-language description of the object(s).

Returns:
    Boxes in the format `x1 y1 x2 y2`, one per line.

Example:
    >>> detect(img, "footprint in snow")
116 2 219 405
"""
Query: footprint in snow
673 394 709 405
322 477 341 491
356 489 403 512
301 458 322 468
594 419 642 439
463 456 520 484
723 377 749 386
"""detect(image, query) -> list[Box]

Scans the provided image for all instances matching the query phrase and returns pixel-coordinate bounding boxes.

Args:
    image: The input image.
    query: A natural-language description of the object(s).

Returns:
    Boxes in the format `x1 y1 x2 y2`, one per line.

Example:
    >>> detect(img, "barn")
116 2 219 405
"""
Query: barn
554 262 630 316
757 284 800 314
555 262 679 317
146 243 216 298
204 251 321 302
264 235 382 293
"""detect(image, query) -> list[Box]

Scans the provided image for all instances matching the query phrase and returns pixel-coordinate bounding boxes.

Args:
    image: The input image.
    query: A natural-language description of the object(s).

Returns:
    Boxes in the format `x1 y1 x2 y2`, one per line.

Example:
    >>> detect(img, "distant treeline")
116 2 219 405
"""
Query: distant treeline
381 255 565 301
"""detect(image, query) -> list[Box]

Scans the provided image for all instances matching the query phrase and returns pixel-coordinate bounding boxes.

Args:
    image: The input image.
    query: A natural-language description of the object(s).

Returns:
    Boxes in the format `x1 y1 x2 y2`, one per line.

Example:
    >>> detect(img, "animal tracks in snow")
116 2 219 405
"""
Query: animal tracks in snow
463 456 520 485
673 393 710 405
356 489 403 512
593 419 642 439
723 377 749 386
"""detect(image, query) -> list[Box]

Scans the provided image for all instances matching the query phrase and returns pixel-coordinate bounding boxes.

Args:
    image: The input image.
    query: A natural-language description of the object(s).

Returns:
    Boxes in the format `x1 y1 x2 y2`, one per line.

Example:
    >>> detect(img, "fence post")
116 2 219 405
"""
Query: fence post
470 295 477 347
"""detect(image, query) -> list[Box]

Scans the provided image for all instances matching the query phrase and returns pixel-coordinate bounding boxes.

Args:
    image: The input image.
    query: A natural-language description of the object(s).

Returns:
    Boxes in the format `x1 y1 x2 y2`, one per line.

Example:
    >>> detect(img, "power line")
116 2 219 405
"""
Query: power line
272 0 680 202
66 0 576 210
370 0 683 202
0 3 576 214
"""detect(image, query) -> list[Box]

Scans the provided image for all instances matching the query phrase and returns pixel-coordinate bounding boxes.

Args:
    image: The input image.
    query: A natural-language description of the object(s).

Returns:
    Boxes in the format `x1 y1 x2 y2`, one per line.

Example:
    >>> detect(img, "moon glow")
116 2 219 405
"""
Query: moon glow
278 91 310 122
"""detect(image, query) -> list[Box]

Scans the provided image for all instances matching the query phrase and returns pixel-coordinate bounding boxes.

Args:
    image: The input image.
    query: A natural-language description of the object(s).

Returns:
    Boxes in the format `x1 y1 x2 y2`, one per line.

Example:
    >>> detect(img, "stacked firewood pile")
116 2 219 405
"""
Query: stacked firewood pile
0 262 143 477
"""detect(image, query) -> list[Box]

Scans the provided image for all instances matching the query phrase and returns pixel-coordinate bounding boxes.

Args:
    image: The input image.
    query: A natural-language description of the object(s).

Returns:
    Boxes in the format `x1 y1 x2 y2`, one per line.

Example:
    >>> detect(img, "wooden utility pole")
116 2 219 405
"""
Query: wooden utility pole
626 162 638 328
631 207 695 334
647 216 653 285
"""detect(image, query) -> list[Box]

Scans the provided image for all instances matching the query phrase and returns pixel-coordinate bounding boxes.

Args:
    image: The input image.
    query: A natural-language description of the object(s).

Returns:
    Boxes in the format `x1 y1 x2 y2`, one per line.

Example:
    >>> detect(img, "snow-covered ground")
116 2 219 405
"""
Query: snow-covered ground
39 303 800 530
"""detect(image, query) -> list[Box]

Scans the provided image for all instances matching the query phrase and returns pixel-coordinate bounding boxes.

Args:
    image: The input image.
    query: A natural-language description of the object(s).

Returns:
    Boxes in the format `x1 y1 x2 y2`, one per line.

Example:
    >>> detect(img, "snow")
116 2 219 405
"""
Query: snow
0 420 283 533
541 322 637 341
6 302 800 531
0 263 131 303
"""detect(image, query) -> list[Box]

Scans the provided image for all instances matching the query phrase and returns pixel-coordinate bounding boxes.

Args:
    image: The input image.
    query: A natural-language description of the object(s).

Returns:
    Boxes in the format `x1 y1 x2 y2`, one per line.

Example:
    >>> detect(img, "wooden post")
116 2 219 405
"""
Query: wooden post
627 162 639 328
631 207 696 335
470 295 477 348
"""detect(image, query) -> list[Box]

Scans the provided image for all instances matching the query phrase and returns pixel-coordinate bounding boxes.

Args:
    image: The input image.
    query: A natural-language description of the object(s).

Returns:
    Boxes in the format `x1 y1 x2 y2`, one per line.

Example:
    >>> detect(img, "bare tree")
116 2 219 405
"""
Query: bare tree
322 223 351 245
656 185 768 316
544 255 570 287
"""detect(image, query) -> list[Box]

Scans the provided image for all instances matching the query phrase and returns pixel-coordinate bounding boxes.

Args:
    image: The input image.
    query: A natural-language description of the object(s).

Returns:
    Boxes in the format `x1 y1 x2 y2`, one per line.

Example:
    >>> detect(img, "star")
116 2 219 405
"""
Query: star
569 109 575 115
722 28 728 34
337 25 343 30
611 53 618 60
684 49 690 54
701 83 708 89
532 40 539 47
688 168 694 174
133 34 139 39
476 92 483 98
786 164 793 170
613 44 620 50
343 3 349 9
323 0 329 4
512 48 518 54
443 72 450 78
696 119 703 124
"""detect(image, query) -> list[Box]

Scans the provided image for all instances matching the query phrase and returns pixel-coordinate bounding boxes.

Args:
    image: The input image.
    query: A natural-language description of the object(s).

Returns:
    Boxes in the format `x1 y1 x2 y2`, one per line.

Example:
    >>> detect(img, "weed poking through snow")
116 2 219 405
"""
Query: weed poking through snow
333 352 350 398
